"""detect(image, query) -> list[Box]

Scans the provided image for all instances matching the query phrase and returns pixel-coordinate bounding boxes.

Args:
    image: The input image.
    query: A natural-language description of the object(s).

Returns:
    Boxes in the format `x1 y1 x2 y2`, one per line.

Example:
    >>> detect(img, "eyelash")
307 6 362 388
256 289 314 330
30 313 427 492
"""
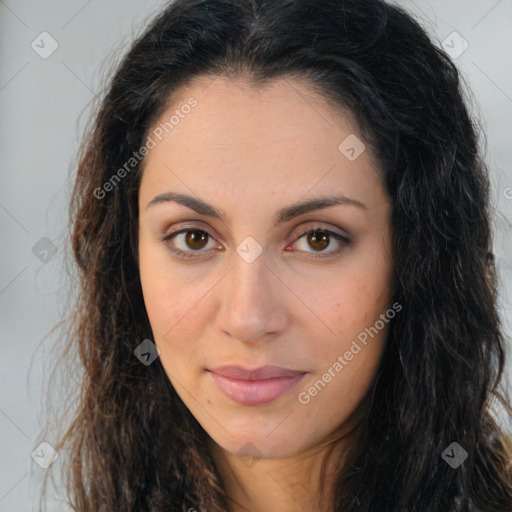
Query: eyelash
160 224 350 260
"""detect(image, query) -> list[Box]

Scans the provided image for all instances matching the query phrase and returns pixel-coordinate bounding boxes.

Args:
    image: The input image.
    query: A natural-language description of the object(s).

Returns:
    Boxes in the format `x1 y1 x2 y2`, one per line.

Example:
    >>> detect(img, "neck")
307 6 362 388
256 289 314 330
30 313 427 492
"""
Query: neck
208 438 347 512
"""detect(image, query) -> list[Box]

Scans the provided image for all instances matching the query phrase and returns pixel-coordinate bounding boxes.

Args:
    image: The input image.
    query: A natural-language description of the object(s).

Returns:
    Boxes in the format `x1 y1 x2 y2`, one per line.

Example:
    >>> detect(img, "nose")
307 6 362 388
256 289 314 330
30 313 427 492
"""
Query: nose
214 250 289 344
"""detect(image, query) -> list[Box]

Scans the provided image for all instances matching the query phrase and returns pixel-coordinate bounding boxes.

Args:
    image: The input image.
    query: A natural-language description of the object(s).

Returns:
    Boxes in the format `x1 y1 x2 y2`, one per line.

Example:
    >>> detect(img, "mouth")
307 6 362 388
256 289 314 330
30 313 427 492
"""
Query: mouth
207 365 307 406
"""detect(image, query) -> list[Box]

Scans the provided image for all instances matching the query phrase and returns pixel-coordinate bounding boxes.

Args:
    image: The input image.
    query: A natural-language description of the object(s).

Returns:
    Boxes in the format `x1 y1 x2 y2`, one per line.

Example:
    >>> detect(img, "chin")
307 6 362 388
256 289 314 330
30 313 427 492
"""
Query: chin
207 424 309 460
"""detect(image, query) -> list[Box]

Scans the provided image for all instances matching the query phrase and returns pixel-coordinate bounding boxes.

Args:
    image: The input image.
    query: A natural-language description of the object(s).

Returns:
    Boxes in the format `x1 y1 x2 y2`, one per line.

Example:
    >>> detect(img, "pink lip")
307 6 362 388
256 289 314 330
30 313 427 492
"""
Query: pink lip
208 365 307 406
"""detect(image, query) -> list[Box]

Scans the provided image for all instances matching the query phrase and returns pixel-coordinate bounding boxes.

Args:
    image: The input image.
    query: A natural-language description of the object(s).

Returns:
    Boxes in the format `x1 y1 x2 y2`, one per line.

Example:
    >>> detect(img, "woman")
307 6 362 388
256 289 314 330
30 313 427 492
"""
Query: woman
42 0 512 510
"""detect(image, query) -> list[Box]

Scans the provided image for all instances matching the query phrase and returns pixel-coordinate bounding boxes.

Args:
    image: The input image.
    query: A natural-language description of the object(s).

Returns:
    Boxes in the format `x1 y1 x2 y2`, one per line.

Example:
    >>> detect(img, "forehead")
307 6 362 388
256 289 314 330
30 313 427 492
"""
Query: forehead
153 74 359 154
139 75 388 214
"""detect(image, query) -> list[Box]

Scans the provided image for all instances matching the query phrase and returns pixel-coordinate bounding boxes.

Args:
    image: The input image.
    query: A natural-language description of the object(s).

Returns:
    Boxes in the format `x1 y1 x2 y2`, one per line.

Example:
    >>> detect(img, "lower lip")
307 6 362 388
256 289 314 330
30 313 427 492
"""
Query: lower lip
209 372 306 406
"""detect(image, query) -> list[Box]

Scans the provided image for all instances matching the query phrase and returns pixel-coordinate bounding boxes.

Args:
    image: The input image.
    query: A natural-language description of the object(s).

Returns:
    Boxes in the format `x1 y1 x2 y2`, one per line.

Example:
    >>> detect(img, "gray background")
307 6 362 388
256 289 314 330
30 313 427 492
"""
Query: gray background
0 1 511 510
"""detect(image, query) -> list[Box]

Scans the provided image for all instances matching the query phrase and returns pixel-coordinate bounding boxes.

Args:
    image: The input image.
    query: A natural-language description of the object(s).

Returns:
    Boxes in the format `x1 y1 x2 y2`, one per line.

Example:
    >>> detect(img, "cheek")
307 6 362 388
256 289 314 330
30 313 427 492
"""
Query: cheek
139 239 208 338
138 241 220 385
294 246 393 387
301 256 393 337
340 239 394 322
139 246 175 337
139 258 194 381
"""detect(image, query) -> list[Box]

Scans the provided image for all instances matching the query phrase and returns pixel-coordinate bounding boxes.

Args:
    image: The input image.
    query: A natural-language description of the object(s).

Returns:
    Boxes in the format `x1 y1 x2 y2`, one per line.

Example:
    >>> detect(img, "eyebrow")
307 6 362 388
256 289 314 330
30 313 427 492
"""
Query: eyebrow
146 191 367 226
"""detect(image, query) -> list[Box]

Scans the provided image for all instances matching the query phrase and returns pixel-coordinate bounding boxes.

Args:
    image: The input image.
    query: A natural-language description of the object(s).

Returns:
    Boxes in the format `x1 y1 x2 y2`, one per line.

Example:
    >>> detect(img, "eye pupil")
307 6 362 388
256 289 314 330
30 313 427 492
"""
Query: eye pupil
308 231 329 251
185 230 208 250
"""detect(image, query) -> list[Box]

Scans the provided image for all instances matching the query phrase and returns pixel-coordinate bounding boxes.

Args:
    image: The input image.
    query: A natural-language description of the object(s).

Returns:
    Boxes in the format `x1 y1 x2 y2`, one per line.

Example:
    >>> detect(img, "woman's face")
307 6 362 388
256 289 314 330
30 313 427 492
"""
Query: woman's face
138 76 395 460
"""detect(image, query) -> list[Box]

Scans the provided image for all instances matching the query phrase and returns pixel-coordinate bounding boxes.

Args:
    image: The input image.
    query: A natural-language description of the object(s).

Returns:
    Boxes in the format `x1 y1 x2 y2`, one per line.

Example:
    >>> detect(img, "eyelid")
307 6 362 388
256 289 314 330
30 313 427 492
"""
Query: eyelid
292 224 349 243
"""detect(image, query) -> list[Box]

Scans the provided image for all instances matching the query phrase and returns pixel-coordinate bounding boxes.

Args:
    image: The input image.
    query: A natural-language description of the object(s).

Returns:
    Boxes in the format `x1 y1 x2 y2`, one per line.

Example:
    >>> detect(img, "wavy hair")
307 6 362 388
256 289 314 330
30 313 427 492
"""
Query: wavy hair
41 0 512 510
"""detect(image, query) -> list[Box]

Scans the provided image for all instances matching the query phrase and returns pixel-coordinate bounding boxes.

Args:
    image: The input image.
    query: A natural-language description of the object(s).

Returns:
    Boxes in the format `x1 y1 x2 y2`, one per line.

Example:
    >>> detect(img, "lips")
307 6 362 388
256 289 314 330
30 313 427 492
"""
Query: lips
208 365 307 406
210 364 305 380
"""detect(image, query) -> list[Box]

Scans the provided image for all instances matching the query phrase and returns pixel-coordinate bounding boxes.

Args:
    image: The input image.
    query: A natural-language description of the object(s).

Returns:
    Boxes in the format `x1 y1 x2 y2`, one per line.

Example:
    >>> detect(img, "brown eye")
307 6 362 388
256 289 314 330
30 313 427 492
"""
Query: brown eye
307 231 329 251
291 227 350 258
162 228 218 259
184 230 209 250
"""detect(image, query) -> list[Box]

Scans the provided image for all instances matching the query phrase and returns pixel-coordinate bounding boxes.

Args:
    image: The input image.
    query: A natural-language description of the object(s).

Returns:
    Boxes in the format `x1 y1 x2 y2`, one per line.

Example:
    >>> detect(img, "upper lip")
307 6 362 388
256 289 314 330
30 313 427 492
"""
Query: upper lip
209 365 306 380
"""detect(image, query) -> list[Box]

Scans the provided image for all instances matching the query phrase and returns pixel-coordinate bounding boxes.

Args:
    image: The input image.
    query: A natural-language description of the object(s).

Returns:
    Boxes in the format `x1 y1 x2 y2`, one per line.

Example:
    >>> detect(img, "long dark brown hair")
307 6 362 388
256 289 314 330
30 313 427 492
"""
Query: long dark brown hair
39 0 512 510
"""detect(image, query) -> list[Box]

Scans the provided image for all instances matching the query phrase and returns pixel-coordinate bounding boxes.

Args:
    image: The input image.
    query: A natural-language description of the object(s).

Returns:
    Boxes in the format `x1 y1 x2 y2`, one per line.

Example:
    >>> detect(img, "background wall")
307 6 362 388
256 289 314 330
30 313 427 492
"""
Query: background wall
0 1 511 510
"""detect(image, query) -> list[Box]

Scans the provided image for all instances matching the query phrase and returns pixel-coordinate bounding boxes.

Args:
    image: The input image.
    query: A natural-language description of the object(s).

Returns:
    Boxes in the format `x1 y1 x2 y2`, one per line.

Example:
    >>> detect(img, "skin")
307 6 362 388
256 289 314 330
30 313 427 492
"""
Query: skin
138 75 395 512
